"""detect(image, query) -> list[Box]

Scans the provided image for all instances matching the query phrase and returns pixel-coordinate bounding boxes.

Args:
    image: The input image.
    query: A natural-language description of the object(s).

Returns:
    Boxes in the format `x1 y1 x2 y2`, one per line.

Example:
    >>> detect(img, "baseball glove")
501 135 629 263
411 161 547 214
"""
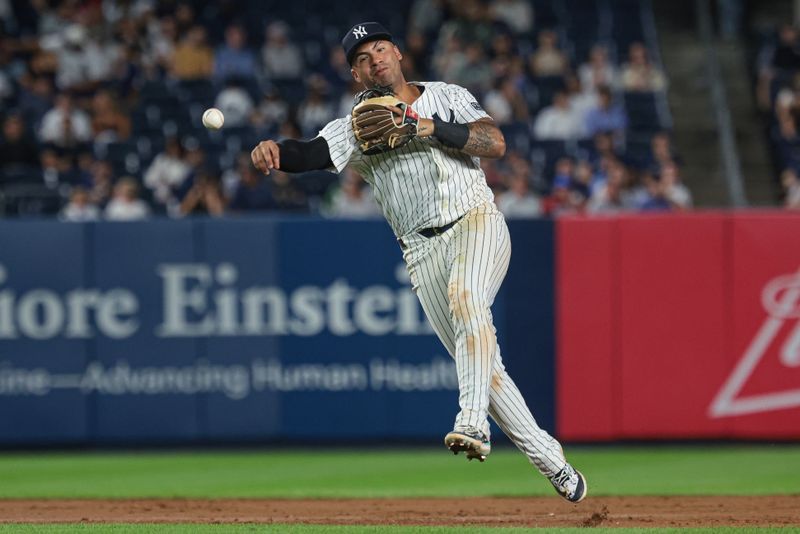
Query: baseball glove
351 87 419 155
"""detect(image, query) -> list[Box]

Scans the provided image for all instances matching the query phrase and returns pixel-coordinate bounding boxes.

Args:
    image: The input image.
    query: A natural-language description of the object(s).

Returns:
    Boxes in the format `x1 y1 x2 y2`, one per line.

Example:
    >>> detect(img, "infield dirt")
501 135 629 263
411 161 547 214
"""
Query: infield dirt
0 496 798 528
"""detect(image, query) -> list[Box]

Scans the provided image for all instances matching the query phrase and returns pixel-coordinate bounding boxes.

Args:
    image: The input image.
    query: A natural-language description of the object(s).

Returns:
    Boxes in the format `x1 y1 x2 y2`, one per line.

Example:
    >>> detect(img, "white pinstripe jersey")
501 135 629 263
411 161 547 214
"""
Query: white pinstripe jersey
318 82 495 237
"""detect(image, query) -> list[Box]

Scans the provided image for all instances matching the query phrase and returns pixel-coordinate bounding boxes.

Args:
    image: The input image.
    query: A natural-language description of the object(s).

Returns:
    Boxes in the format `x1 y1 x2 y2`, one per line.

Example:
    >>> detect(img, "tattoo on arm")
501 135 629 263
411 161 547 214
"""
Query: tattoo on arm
463 120 505 158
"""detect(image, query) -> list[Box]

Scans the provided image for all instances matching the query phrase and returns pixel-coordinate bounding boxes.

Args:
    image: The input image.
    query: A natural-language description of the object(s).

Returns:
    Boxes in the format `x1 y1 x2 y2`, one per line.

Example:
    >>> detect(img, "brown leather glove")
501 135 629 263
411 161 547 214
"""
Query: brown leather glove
351 88 419 155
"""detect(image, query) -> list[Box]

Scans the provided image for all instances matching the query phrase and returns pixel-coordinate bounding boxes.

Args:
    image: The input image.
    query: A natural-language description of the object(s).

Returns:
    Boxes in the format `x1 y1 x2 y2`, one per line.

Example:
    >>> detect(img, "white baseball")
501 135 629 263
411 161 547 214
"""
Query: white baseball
202 108 224 129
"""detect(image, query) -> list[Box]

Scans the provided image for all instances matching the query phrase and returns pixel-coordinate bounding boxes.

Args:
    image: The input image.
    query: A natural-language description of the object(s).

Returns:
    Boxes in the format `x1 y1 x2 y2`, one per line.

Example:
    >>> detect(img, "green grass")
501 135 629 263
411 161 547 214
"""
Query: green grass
0 527 797 534
0 445 798 498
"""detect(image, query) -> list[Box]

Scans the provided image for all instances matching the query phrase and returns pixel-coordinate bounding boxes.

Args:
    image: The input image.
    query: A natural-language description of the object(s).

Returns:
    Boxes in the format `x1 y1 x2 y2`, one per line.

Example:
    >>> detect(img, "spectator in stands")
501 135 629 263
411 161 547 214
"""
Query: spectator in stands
399 54 424 86
321 47 353 92
565 75 598 137
755 25 800 111
17 75 55 128
620 42 667 93
529 29 569 77
782 168 800 209
638 172 672 211
86 31 124 89
169 25 213 80
29 0 70 36
143 136 190 213
297 75 335 138
659 162 692 210
774 114 800 171
70 150 97 188
268 170 308 212
90 89 131 143
586 131 622 169
39 148 70 189
322 169 381 218
578 44 618 93
213 23 258 84
229 161 273 212
179 167 226 217
0 48 14 107
571 160 593 206
0 113 41 172
432 32 466 83
112 43 146 100
481 158 504 193
403 32 431 80
533 90 583 140
252 87 289 133
488 32 516 77
408 0 445 36
173 140 209 203
276 119 302 141
584 85 628 140
336 79 362 118
145 15 178 73
101 0 152 25
775 71 800 121
104 176 150 220
59 186 101 221
221 152 251 198
501 150 534 181
646 131 682 173
54 24 98 93
588 160 634 213
173 2 196 36
489 0 534 35
114 16 142 51
771 24 800 71
39 92 93 149
543 175 581 216
451 42 493 95
87 159 114 208
483 76 529 125
496 172 543 218
261 21 303 81
553 157 575 190
214 79 255 128
439 0 494 49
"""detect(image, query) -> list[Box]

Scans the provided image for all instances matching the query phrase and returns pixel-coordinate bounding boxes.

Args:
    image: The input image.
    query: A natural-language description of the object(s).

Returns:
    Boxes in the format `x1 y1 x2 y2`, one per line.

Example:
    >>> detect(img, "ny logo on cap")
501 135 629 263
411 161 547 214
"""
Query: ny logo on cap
353 25 367 39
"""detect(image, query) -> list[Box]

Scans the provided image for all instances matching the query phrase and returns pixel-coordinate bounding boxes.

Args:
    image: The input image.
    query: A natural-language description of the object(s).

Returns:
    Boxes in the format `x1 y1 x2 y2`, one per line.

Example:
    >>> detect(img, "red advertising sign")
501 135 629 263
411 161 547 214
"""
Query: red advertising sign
556 217 617 440
557 212 800 441
711 214 800 437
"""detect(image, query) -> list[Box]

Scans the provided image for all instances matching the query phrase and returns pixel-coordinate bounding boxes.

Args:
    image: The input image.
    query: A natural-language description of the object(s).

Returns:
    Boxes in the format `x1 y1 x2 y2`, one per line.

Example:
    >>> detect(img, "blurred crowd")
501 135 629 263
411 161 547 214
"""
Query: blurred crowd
755 23 800 209
0 0 691 221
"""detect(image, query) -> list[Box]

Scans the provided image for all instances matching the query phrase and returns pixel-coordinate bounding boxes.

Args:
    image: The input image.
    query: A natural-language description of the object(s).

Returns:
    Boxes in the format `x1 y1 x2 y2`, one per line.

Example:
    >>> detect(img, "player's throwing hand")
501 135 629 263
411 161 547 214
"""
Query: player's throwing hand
251 140 281 175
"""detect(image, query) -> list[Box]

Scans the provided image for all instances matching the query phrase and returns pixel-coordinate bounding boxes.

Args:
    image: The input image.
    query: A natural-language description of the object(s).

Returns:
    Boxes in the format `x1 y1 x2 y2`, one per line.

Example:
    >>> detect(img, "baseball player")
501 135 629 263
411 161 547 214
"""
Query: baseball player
250 22 587 503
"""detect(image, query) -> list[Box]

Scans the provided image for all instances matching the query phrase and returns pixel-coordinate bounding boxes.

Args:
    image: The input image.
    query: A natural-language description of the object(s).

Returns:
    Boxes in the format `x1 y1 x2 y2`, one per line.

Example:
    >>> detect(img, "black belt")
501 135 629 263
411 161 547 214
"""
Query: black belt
418 216 463 238
399 216 464 250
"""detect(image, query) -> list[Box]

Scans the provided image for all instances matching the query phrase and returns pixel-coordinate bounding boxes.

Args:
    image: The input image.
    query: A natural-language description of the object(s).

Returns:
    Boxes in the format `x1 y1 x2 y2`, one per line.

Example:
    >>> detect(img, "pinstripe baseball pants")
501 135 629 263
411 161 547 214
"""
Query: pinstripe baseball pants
401 203 566 476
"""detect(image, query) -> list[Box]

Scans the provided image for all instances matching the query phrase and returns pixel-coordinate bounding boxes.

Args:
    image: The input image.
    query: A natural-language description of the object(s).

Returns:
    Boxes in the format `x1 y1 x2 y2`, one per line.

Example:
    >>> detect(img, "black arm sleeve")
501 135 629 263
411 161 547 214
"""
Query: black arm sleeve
277 137 334 173
432 119 470 149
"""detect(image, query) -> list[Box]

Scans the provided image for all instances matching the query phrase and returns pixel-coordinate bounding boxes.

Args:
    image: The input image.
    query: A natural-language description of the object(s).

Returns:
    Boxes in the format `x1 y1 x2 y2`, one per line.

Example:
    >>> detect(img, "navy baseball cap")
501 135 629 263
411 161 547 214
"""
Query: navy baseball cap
342 22 393 65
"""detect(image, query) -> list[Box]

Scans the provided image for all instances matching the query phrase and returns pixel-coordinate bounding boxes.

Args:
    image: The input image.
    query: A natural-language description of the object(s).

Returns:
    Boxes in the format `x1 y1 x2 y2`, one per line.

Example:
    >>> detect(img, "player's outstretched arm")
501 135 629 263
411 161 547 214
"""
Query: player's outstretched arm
250 137 333 175
419 117 506 159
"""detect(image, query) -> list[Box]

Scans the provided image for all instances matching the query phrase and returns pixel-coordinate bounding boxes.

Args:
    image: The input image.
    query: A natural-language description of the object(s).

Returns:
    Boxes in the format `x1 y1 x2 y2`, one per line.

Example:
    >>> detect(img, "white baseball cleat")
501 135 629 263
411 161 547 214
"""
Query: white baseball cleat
444 431 491 462
550 463 588 503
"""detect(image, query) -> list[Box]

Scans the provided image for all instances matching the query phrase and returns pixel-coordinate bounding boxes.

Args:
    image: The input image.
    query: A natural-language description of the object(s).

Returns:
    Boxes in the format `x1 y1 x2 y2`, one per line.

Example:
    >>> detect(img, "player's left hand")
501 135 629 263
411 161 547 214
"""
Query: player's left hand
351 90 419 155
